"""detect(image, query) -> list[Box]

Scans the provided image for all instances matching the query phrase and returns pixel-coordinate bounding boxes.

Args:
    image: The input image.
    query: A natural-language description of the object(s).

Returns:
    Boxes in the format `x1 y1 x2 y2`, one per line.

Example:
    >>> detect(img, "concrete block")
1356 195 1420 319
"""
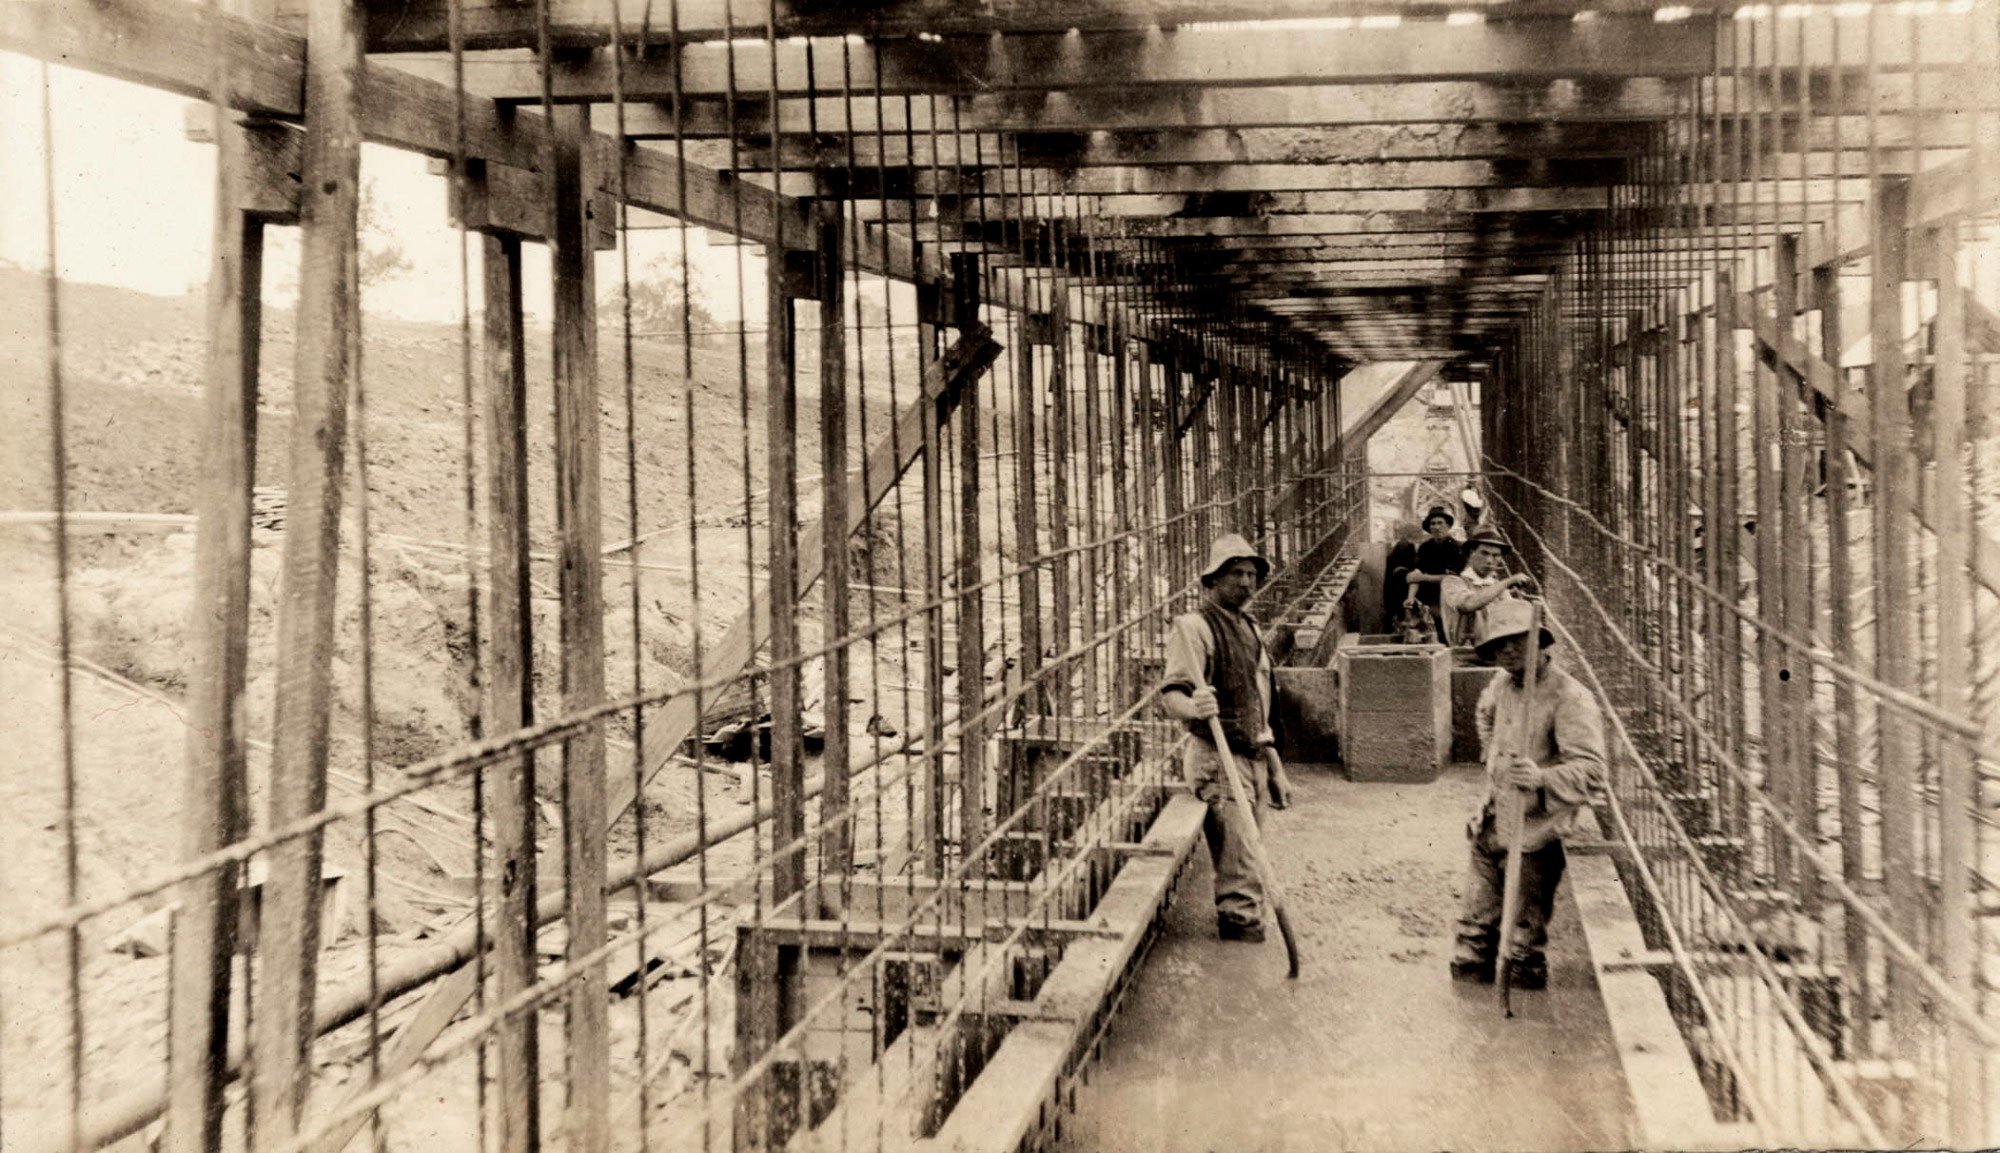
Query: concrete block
1343 716 1445 784
1338 644 1451 783
1342 646 1450 713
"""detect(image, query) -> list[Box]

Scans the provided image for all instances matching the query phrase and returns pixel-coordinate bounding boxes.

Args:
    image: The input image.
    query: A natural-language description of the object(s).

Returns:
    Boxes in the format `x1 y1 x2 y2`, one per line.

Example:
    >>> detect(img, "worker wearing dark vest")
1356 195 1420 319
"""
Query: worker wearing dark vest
1160 534 1294 941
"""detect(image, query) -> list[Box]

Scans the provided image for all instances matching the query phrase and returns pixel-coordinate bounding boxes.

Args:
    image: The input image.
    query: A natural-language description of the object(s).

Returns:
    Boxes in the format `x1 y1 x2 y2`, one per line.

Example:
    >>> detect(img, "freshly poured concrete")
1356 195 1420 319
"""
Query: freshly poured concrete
1060 765 1637 1153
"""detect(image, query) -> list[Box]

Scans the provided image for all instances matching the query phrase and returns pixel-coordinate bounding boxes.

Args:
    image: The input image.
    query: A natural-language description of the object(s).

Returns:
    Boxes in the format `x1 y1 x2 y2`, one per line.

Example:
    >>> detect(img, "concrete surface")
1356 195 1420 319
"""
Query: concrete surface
1059 765 1637 1153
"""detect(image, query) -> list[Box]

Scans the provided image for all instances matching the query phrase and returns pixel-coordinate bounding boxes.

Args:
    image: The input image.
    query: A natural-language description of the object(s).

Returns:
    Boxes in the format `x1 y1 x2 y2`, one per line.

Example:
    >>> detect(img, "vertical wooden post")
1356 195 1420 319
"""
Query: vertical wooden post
816 197 852 876
1159 349 1183 585
1928 221 1980 1147
951 254 988 858
1047 300 1073 714
1870 176 1919 1060
251 0 363 1134
550 104 609 1153
481 231 539 1153
1775 234 1816 903
1012 309 1044 722
1749 244 1788 890
1713 270 1748 861
1107 319 1133 709
767 241 806 899
167 113 268 1153
1814 261 1868 1021
918 275 947 873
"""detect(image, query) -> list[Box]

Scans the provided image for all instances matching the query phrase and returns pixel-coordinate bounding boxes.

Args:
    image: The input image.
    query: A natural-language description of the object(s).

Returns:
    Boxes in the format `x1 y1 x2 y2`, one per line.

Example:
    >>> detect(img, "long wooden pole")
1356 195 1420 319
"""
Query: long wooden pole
1495 599 1543 1018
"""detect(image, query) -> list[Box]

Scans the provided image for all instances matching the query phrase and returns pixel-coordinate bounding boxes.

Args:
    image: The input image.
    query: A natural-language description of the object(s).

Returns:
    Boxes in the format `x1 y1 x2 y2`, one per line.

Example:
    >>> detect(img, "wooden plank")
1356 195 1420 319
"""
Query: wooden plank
1342 360 1443 448
550 103 610 1153
480 232 540 1153
612 78 1839 138
741 123 1659 168
929 158 1629 196
350 0 1699 50
165 89 267 1153
953 257 989 858
249 0 362 1135
767 242 807 902
817 198 852 875
1569 850 1756 1151
391 19 1718 101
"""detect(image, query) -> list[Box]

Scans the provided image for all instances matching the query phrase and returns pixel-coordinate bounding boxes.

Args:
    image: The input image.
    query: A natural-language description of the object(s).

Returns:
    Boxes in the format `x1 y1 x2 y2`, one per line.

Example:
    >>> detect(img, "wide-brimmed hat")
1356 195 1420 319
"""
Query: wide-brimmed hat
1474 597 1555 659
1198 533 1270 585
1463 525 1513 553
1421 504 1455 528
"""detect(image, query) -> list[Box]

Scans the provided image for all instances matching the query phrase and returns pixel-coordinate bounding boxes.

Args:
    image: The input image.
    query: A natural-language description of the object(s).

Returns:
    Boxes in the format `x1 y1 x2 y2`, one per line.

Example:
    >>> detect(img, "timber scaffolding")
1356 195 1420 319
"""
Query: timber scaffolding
2 0 2000 1149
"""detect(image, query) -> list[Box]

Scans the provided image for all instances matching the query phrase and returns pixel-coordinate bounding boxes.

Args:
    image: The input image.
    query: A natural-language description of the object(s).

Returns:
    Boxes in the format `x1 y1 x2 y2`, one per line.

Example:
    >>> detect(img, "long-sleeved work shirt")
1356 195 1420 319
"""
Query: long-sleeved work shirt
1440 567 1515 647
1474 665 1606 851
1161 605 1275 750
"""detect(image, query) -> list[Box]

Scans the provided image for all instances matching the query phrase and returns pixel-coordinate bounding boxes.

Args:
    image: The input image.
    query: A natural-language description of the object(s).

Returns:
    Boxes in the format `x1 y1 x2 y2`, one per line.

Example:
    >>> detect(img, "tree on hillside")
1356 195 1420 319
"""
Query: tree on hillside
610 255 718 336
358 176 413 288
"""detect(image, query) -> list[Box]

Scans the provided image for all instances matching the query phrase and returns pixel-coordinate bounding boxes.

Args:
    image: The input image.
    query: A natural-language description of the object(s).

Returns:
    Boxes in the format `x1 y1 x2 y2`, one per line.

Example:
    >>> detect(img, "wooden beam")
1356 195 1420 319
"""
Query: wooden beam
1342 361 1444 447
166 83 267 1153
551 102 612 1153
921 158 1628 196
740 122 1660 169
348 0 1705 50
250 0 362 1136
613 74 1975 138
388 19 1717 102
480 232 539 1153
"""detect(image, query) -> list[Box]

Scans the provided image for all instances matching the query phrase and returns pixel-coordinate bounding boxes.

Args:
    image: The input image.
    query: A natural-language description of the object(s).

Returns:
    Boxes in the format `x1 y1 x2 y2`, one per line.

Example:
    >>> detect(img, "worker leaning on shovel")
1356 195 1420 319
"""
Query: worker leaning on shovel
1159 534 1295 943
1452 599 1607 990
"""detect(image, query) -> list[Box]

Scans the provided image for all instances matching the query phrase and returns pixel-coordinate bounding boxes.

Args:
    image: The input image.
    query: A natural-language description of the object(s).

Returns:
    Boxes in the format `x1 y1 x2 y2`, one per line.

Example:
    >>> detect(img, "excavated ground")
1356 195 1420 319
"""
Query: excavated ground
1061 763 1637 1153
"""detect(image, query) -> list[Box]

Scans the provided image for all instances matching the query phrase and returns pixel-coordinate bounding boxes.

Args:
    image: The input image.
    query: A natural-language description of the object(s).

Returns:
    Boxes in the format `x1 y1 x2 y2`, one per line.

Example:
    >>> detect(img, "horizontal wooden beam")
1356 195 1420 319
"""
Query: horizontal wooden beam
388 17 1718 102
344 0 1699 51
611 71 1980 138
916 158 1628 196
741 123 1662 170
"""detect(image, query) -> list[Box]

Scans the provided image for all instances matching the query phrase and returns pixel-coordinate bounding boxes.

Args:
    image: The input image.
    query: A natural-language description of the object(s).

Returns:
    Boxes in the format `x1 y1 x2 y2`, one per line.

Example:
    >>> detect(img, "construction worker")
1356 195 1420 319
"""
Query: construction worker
1439 524 1533 650
1160 533 1295 942
1397 505 1463 638
1381 519 1425 634
1450 599 1607 989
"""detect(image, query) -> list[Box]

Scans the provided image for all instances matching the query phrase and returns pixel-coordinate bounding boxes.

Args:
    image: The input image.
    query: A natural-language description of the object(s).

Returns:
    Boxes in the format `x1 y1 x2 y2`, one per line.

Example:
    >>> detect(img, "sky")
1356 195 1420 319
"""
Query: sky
0 53 771 326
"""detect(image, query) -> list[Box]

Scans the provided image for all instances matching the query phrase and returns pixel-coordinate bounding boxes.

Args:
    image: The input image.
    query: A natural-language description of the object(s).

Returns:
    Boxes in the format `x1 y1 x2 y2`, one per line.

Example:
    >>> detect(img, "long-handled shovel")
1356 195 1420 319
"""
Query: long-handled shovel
1197 687 1302 979
1495 599 1544 1017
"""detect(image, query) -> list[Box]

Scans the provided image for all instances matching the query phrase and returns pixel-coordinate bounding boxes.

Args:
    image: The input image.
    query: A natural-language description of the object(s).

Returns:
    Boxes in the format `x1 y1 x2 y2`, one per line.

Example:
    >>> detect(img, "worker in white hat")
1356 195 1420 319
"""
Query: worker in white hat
1450 598 1606 990
1160 532 1294 942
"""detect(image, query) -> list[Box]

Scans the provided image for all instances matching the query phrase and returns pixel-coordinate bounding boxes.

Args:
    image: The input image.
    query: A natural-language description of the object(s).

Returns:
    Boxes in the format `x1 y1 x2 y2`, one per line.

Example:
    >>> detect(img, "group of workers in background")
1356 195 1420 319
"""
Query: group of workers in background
1159 510 1607 992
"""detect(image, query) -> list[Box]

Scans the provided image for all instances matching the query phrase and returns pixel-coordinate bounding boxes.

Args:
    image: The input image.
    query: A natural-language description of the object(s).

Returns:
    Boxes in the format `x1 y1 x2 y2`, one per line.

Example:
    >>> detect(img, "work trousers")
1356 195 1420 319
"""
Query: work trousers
1454 808 1567 968
1184 739 1267 927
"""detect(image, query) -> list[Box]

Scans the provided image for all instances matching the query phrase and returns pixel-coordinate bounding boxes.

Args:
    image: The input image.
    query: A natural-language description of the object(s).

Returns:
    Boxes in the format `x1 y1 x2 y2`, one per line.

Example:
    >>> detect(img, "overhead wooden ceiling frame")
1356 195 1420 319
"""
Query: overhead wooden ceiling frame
0 0 1334 362
597 73 1968 137
342 0 1712 51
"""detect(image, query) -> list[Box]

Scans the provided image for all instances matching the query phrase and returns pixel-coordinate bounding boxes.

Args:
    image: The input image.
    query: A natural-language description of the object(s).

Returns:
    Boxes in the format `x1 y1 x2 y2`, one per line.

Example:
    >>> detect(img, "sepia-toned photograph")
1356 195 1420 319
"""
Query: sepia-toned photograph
1 1 1997 1150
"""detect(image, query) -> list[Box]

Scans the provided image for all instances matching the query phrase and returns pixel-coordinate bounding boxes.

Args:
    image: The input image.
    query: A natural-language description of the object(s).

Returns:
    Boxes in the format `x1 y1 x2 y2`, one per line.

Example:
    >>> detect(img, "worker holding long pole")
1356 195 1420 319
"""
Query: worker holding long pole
1160 534 1299 968
1450 597 1607 997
